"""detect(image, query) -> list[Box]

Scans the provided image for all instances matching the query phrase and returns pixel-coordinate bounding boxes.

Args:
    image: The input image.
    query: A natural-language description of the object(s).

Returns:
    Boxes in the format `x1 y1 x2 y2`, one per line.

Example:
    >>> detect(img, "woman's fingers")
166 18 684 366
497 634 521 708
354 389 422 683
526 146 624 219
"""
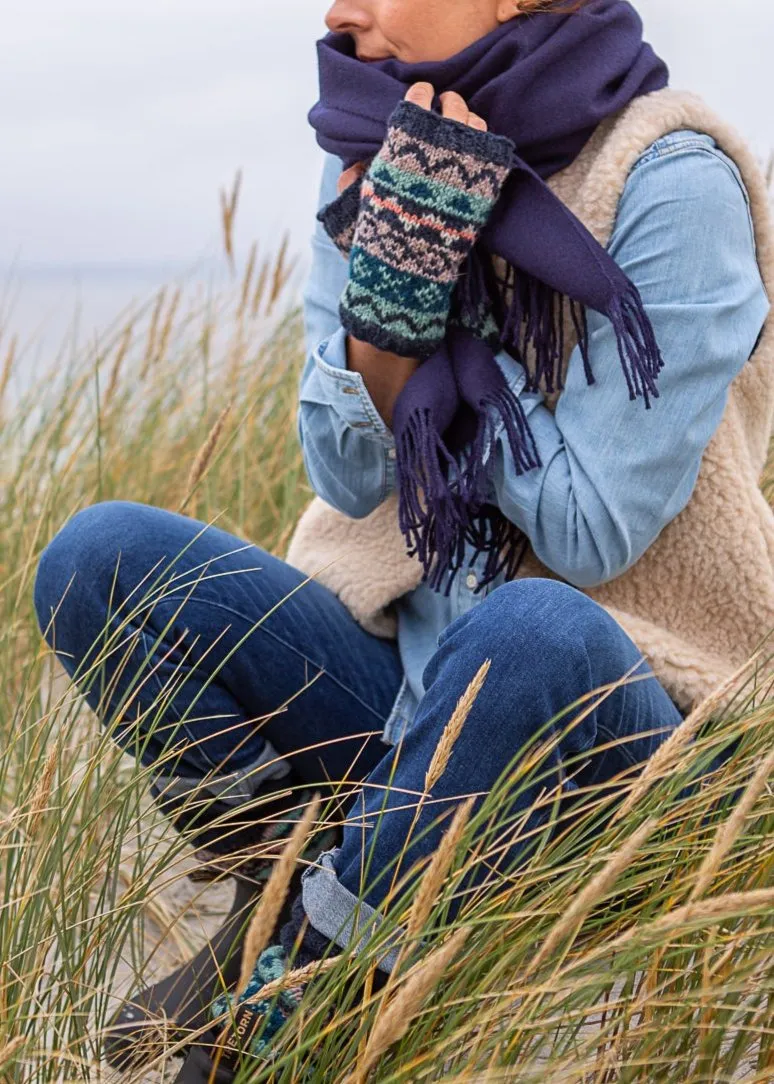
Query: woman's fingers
442 91 487 130
404 82 434 109
336 86 485 197
404 84 487 130
439 91 470 125
337 161 367 195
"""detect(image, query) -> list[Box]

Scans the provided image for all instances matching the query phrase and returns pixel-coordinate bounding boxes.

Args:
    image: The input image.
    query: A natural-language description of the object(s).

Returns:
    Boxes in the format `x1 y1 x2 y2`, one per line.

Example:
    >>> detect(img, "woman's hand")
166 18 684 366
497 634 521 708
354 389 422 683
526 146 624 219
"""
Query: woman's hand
344 83 487 429
404 81 488 131
336 85 487 195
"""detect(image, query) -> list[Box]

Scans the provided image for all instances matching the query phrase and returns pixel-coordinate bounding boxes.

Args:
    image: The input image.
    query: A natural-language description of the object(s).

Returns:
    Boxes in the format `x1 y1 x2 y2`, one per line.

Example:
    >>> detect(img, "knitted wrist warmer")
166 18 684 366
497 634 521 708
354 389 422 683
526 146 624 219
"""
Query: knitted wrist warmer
205 893 393 1074
337 99 514 360
317 173 364 258
209 897 332 1068
210 942 303 1067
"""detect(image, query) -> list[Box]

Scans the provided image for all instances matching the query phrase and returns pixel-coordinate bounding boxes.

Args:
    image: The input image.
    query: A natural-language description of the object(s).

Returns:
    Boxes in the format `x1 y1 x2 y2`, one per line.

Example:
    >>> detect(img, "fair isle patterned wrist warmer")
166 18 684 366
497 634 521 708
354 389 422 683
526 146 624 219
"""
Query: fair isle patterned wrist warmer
209 897 333 1068
210 943 302 1068
317 172 364 258
337 100 515 360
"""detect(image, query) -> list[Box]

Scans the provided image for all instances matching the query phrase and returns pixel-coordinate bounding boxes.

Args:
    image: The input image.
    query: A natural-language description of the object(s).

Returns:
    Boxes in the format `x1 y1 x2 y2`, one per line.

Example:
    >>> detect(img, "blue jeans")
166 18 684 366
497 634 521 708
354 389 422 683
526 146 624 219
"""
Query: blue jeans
35 502 682 968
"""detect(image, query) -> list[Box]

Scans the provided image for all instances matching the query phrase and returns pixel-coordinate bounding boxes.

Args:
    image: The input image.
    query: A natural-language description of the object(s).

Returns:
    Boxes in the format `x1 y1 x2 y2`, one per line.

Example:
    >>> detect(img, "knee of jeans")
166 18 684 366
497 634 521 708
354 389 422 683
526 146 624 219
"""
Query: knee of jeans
447 578 610 680
34 501 141 641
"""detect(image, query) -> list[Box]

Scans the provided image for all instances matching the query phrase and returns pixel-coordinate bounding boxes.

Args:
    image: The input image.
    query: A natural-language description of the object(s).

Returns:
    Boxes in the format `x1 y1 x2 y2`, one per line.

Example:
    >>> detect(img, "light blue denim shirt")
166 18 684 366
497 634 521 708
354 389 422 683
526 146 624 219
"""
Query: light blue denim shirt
299 131 770 745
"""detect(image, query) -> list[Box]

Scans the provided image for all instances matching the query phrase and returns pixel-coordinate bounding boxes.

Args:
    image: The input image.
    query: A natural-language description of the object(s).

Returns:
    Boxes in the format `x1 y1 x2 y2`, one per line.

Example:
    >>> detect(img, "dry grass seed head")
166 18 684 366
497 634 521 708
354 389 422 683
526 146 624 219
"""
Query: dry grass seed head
614 652 762 823
242 954 341 1006
267 234 298 317
425 660 491 792
406 796 475 943
236 793 321 996
156 287 182 364
103 320 134 410
525 816 657 979
140 287 167 379
0 336 16 408
0 1035 28 1071
239 242 259 319
571 887 774 969
220 170 242 271
24 741 59 841
251 259 271 319
689 745 774 902
352 927 469 1084
179 402 233 513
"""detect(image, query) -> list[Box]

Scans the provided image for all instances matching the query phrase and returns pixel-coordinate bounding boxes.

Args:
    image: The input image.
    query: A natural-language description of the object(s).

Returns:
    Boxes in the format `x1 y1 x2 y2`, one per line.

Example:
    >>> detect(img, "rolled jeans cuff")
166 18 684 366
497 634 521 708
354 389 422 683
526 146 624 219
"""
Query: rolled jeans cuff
301 849 401 975
152 738 293 809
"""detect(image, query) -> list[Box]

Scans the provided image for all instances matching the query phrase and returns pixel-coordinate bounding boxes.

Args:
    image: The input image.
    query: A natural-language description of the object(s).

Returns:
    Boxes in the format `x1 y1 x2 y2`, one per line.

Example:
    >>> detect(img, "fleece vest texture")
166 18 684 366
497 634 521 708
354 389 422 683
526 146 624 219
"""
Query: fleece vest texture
287 90 774 713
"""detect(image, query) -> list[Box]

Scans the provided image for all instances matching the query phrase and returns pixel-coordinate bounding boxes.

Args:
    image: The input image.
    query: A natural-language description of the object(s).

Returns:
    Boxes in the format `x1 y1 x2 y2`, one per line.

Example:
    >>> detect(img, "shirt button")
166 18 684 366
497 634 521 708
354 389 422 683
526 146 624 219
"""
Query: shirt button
388 448 397 460
465 573 478 591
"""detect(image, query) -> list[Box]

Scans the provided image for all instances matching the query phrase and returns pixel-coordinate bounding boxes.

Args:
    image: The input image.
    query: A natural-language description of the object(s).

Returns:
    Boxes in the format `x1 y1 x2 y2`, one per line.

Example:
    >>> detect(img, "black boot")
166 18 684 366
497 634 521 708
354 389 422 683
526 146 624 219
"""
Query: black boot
170 896 345 1084
174 1042 237 1084
103 775 342 1071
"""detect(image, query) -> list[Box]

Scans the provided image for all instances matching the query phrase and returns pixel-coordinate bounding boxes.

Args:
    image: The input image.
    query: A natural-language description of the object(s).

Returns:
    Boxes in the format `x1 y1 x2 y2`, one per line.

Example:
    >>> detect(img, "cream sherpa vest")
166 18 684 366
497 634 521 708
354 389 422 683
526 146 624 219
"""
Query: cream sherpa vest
287 90 774 713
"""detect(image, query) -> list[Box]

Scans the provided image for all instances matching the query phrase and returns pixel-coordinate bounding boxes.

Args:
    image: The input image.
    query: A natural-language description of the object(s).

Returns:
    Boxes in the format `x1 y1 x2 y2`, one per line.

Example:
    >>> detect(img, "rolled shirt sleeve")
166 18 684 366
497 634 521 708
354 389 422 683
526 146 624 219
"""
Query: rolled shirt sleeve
491 133 770 588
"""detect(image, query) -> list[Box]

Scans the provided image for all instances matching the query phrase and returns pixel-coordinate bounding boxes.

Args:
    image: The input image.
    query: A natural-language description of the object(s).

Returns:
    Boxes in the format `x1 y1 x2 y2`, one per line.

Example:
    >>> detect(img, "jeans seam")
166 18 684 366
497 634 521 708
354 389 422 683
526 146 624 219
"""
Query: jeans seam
633 139 754 222
633 132 713 168
594 683 644 769
594 723 643 769
137 626 230 773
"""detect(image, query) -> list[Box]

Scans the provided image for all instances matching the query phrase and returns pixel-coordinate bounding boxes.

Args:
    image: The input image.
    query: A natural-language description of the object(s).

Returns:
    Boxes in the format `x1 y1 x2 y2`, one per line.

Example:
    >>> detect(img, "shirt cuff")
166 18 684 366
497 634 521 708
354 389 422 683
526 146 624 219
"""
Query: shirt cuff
315 327 396 448
496 349 528 395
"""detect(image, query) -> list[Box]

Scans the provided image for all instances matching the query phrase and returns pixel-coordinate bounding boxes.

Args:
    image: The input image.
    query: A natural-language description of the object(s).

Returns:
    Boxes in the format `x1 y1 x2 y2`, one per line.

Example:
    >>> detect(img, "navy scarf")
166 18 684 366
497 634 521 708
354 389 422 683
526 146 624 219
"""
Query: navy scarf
309 0 669 592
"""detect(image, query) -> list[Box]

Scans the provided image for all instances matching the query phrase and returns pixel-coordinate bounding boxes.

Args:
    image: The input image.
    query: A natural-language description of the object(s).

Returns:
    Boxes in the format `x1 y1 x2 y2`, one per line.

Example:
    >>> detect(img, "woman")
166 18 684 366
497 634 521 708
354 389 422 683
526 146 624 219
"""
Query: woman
34 0 772 1075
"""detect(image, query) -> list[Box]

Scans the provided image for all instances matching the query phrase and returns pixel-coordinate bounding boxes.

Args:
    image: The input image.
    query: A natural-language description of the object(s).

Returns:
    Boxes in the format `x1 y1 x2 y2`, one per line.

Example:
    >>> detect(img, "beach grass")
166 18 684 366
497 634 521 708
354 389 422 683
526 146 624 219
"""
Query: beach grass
0 223 772 1083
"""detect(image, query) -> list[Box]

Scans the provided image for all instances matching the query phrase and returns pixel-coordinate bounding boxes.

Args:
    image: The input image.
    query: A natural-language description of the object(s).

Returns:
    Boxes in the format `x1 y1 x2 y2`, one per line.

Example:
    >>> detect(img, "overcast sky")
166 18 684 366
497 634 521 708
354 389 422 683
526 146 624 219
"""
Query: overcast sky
1 0 772 271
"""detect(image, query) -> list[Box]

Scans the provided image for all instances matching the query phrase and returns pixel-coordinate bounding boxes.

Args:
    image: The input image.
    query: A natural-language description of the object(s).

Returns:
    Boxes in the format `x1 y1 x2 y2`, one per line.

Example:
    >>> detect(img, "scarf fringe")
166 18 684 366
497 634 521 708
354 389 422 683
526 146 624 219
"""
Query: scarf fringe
460 250 591 395
466 509 531 590
459 385 540 590
405 259 663 594
608 281 665 408
396 408 468 594
464 384 541 506
459 249 664 408
396 388 541 594
457 245 493 330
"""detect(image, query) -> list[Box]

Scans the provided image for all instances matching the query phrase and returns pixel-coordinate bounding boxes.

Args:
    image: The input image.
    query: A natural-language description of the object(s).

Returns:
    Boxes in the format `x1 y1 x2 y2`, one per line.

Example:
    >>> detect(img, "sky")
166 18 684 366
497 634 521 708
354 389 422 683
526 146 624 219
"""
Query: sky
1 0 772 275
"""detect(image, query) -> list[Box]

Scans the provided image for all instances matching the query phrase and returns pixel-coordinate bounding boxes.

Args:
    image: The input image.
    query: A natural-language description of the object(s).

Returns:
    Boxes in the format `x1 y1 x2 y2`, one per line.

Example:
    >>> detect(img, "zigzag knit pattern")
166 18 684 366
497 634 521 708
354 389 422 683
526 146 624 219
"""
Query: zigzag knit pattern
318 173 364 257
337 100 514 360
208 896 335 1069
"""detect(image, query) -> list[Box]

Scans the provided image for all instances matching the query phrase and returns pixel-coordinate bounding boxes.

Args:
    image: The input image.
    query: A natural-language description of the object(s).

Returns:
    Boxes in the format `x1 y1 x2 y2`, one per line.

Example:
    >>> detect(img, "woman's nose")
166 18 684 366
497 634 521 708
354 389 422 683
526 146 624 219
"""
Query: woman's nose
325 0 371 34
